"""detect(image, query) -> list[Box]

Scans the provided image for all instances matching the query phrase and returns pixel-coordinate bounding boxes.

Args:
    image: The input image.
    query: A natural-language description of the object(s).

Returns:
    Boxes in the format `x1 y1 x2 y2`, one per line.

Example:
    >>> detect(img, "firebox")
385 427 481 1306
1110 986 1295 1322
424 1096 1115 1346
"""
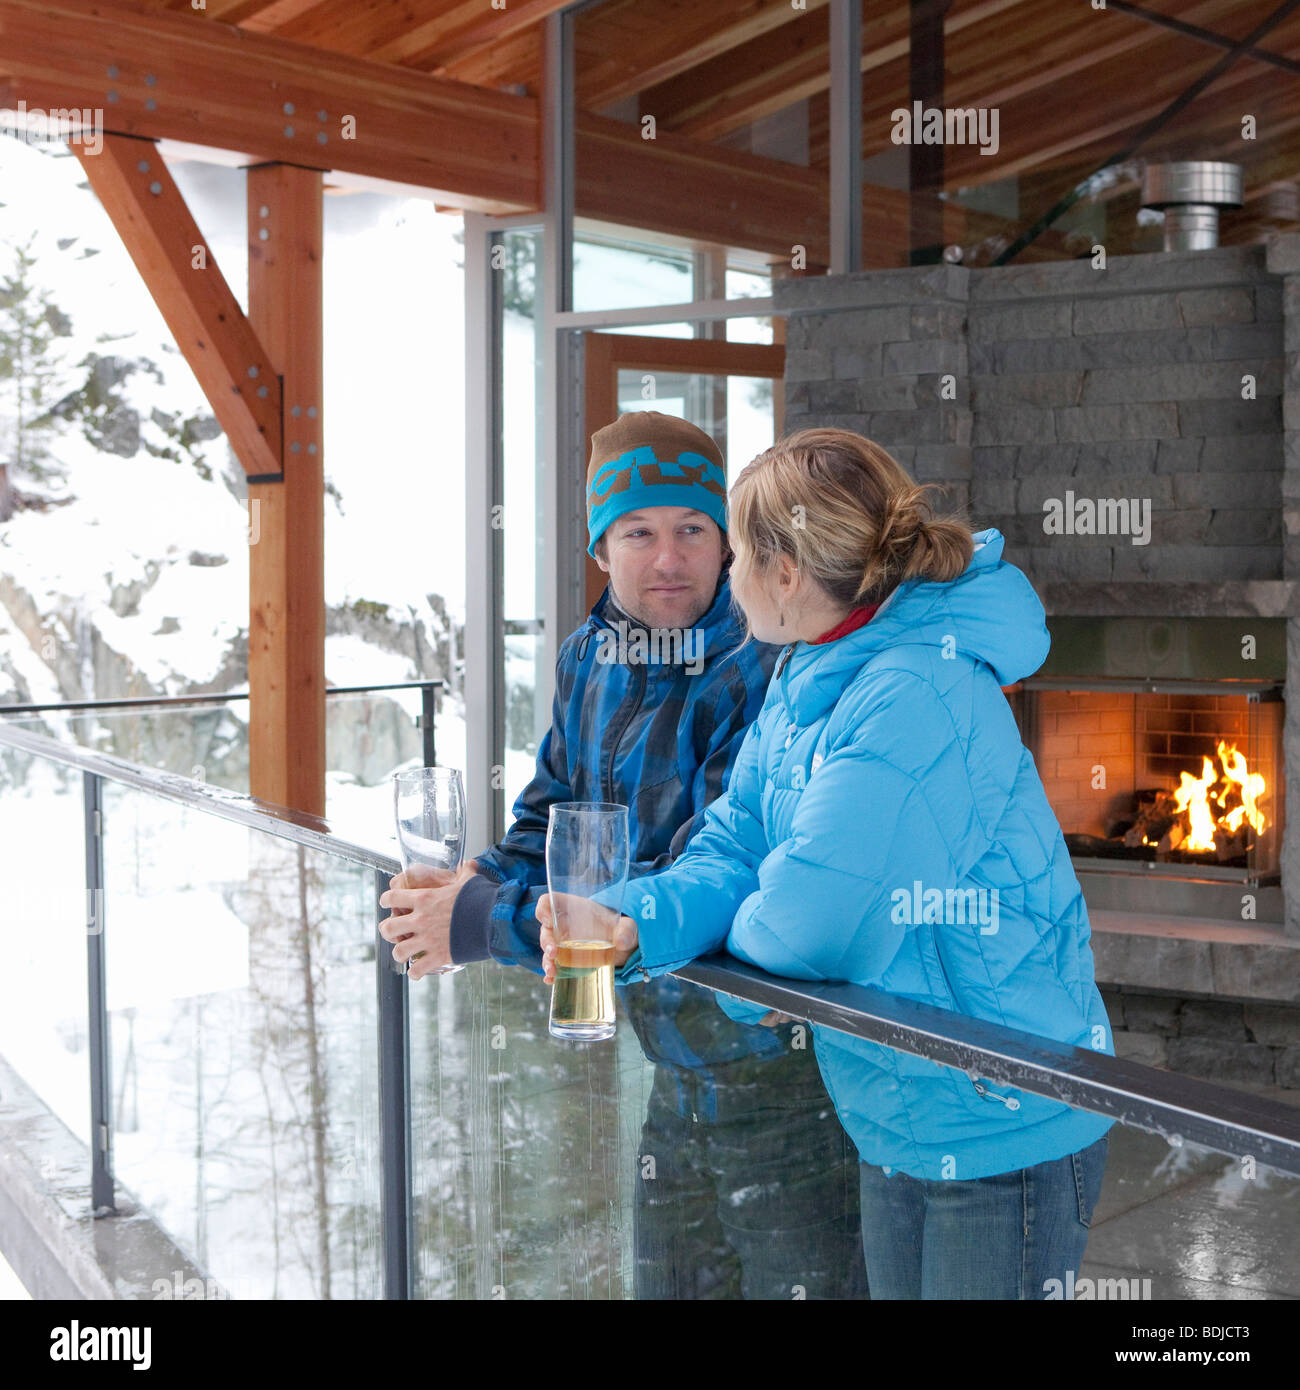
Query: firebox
1008 618 1286 921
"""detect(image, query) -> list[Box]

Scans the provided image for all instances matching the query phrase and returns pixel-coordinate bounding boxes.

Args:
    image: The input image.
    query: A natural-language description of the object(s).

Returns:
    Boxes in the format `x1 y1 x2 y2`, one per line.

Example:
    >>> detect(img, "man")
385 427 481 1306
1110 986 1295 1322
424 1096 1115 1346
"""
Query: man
379 410 865 1299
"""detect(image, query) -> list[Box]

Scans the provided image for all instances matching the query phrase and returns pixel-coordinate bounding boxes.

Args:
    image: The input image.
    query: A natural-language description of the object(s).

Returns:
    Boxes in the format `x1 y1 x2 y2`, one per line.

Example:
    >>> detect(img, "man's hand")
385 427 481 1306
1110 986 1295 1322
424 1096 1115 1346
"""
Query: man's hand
536 891 638 985
378 859 479 980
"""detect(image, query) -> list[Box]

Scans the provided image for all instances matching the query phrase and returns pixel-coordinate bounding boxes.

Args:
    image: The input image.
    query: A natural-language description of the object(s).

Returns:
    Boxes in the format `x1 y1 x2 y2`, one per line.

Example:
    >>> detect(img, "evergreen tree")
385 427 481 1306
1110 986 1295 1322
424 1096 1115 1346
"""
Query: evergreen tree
0 234 73 483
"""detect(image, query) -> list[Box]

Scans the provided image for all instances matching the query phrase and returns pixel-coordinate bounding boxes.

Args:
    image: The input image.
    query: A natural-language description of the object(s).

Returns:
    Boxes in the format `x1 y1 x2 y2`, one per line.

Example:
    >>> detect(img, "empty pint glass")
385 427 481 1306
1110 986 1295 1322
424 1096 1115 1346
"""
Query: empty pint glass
393 766 466 976
546 802 629 1042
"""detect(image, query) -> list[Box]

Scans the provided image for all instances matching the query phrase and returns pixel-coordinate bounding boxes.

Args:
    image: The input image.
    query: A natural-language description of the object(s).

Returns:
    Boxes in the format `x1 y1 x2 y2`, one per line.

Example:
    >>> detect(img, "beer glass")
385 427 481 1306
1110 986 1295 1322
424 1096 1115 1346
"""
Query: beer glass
546 802 629 1041
392 766 466 977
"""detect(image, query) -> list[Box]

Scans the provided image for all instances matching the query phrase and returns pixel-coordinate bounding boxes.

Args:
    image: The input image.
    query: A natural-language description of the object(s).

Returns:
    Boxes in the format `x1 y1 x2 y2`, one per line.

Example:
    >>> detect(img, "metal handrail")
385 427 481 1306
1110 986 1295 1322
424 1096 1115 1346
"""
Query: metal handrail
0 721 400 875
0 678 444 715
3 719 1298 1178
676 959 1300 1178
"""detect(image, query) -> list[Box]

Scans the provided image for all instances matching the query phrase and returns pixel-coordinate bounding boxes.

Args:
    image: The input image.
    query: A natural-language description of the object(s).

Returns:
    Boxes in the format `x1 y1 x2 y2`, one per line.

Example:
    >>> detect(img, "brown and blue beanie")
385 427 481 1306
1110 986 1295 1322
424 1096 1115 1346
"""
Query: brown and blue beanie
585 411 728 558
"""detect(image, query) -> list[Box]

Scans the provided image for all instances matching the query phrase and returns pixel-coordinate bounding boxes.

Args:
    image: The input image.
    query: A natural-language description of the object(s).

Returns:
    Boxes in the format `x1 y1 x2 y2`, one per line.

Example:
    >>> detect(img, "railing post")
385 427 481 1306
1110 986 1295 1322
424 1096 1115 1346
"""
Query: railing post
421 682 436 768
375 869 414 1298
84 771 115 1215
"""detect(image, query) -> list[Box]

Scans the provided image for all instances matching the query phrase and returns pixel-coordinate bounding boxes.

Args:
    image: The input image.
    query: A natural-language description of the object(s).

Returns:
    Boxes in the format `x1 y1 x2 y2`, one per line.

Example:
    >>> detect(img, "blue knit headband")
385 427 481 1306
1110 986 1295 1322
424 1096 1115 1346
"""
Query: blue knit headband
586 445 727 557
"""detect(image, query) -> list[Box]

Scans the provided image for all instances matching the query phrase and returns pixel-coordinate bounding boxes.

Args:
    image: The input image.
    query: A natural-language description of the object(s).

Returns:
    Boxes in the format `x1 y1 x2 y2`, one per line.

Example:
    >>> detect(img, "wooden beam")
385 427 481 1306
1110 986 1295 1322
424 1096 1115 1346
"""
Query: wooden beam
653 0 1021 144
839 0 1268 185
583 335 785 378
927 22 1297 187
1 0 881 263
574 0 827 113
156 0 291 19
243 0 447 57
371 0 571 74
575 108 831 265
70 133 283 478
434 23 543 93
0 0 538 210
247 163 325 817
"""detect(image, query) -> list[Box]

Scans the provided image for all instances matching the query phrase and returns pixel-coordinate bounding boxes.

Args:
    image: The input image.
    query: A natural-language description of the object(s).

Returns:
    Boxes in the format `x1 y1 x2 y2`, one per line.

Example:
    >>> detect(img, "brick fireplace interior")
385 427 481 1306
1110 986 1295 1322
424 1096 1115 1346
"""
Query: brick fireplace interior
1028 686 1283 879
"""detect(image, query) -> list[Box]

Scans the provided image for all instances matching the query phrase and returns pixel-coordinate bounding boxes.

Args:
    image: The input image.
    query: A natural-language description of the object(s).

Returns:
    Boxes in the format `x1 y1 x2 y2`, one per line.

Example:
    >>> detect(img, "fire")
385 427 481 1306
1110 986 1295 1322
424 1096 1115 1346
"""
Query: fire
1168 740 1268 853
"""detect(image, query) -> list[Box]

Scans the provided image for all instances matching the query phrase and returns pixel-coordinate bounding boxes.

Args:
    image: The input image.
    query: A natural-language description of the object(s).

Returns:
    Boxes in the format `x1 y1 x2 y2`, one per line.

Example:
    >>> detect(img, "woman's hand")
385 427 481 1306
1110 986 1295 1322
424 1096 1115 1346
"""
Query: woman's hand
536 892 638 985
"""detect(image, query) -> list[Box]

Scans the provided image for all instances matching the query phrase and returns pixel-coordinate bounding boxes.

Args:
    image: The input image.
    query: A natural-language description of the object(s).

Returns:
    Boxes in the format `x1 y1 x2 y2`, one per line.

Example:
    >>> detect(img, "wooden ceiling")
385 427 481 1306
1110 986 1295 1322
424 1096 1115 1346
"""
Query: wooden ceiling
14 0 1300 258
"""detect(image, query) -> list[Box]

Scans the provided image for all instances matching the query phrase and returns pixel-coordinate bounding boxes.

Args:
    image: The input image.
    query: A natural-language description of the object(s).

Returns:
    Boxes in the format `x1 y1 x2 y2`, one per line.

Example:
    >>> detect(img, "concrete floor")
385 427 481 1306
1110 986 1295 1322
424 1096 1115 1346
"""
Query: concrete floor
1081 1085 1300 1299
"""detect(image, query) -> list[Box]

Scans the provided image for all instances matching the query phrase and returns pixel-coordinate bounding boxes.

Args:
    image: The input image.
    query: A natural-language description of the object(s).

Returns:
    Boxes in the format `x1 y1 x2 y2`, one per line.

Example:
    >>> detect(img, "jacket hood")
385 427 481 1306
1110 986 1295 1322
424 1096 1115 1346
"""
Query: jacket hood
777 529 1050 716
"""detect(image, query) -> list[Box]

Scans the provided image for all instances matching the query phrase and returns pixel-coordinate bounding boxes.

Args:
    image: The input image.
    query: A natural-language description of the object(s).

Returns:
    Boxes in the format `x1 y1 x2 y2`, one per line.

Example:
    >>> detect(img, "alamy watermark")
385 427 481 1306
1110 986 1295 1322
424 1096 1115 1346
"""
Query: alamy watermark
890 879 1000 935
49 1321 151 1369
0 101 104 156
1043 491 1151 546
1043 1269 1151 1300
889 102 1000 157
587 620 704 675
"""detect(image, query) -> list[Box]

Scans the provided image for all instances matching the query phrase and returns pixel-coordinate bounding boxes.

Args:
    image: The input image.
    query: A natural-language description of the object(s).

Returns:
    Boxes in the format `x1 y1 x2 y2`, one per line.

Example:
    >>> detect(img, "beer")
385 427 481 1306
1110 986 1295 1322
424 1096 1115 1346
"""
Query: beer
549 939 616 1041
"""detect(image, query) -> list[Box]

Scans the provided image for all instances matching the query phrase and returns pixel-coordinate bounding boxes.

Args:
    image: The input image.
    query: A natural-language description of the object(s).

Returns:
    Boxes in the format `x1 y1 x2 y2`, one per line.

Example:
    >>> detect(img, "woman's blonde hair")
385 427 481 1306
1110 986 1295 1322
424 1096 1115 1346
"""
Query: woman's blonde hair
728 428 974 625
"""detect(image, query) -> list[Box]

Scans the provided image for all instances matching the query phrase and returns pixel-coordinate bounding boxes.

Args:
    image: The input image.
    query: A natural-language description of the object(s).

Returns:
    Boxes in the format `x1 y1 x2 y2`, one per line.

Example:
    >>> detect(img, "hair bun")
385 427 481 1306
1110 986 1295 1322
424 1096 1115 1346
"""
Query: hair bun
876 492 923 555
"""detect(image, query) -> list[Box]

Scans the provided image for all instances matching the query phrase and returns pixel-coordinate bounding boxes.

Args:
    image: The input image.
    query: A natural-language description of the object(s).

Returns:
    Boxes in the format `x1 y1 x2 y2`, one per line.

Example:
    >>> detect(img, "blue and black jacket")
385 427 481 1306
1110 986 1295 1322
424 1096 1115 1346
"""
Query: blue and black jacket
450 567 789 1115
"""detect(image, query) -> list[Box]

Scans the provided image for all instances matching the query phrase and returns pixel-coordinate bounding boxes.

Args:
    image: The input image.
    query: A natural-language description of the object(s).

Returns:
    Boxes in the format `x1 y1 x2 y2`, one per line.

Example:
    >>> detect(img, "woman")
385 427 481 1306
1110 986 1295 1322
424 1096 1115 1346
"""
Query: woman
540 427 1113 1299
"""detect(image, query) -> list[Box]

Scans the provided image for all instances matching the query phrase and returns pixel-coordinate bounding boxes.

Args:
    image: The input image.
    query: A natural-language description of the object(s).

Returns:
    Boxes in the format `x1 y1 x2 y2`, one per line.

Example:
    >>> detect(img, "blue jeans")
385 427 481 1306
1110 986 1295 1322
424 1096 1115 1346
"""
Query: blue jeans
635 1054 868 1300
858 1134 1108 1299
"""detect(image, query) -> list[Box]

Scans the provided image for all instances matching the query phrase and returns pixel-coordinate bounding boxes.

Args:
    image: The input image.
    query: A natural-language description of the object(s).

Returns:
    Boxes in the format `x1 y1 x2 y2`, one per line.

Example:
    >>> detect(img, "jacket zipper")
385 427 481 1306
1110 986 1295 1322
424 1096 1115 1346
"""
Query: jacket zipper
970 1077 1021 1111
605 662 650 980
929 919 1021 1111
605 661 648 801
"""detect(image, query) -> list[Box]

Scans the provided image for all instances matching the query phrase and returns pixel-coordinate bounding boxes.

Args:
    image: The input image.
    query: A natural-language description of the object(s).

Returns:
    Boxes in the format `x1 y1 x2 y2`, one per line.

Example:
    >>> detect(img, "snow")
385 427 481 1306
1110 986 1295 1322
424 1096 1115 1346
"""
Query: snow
323 634 419 688
0 136 780 1300
0 137 469 701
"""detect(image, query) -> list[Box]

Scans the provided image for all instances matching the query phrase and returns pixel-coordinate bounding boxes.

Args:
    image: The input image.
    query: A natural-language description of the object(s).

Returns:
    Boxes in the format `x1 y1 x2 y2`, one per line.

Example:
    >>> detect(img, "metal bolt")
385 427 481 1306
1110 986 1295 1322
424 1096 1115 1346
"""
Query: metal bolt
284 126 295 138
107 91 119 103
307 443 317 455
258 229 269 240
317 133 327 144
291 405 302 417
145 98 157 112
283 102 295 115
291 441 301 453
137 160 150 173
307 406 318 419
106 65 118 78
145 73 157 86
259 205 270 218
317 109 327 121
248 366 259 379
149 181 162 195
257 386 268 399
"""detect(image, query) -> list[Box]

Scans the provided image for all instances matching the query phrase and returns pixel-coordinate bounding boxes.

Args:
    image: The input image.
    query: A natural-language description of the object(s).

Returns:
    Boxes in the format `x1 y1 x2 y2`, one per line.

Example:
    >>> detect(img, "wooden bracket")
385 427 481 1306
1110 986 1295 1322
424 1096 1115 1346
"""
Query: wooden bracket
71 133 284 479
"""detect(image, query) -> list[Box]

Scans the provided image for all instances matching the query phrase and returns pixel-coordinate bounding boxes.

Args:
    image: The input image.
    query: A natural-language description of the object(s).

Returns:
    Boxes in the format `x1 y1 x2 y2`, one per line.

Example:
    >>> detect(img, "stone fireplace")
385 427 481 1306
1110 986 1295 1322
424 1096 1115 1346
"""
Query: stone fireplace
774 236 1300 1074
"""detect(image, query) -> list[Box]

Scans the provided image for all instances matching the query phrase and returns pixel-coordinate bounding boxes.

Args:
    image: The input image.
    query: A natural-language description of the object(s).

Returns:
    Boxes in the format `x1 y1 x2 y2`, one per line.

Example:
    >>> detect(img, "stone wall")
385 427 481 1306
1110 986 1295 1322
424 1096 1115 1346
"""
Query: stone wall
967 248 1283 588
774 236 1300 945
1100 986 1300 1091
778 243 1287 587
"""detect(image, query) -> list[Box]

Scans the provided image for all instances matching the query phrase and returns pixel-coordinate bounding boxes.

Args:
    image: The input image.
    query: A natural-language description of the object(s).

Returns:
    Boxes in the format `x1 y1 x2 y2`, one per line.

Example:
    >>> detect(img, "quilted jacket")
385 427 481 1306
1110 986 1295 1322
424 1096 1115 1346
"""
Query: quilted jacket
609 529 1116 1179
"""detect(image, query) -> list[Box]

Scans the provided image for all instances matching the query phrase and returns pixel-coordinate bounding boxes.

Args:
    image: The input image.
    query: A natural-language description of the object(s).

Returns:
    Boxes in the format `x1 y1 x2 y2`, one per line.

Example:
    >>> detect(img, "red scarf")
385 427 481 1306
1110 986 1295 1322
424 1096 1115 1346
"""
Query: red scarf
808 602 880 645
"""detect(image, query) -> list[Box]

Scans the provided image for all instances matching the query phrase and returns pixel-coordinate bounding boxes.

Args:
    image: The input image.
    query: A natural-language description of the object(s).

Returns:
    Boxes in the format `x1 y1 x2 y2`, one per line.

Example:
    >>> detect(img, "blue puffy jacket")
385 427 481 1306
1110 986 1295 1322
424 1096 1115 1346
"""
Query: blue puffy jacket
612 529 1116 1180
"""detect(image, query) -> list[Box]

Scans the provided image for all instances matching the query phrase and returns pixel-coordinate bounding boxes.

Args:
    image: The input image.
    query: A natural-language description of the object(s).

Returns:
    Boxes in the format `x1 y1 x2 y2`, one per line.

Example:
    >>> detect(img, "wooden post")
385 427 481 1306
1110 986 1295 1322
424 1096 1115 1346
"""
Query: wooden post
247 165 325 818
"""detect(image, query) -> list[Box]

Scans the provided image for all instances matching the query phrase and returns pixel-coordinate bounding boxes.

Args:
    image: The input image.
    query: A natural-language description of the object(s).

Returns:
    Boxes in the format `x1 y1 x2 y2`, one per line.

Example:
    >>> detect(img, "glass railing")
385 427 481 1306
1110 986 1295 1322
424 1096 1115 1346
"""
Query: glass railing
1 719 1297 1302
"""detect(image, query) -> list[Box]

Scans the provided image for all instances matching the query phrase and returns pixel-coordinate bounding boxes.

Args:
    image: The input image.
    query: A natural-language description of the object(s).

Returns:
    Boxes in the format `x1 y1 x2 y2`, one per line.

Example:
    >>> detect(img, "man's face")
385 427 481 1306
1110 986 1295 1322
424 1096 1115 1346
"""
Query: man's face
595 506 725 630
